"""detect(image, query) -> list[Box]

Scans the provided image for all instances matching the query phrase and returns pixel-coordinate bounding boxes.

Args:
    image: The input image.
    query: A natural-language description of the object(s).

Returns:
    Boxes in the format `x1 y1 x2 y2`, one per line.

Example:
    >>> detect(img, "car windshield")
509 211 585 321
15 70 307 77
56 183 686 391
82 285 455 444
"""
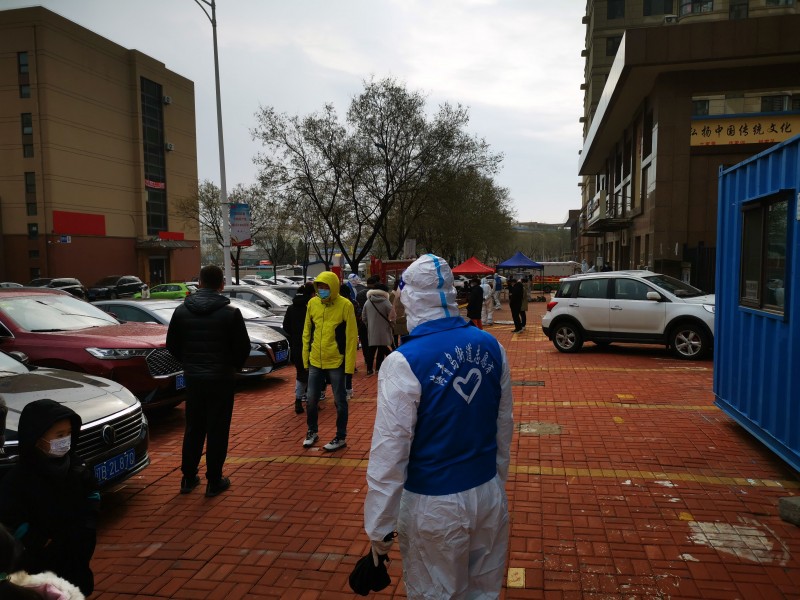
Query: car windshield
643 274 707 298
27 278 53 286
93 276 120 287
0 351 28 376
260 289 292 305
0 295 119 331
227 298 275 319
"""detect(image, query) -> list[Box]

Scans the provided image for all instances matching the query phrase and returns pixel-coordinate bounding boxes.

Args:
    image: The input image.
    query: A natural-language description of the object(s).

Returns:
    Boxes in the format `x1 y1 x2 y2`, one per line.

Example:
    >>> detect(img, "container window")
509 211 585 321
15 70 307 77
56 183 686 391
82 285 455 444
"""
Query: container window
739 193 788 313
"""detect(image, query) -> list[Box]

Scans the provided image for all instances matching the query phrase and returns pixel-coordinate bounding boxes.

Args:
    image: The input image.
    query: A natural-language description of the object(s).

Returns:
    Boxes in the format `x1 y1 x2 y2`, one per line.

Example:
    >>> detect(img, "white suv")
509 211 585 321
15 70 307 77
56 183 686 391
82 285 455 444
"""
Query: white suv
541 271 715 359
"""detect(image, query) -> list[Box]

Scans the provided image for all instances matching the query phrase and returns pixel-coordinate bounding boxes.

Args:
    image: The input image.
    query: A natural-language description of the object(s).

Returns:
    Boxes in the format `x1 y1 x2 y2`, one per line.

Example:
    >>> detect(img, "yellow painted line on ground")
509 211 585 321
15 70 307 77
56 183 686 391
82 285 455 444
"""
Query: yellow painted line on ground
224 455 800 489
507 567 525 588
515 401 718 411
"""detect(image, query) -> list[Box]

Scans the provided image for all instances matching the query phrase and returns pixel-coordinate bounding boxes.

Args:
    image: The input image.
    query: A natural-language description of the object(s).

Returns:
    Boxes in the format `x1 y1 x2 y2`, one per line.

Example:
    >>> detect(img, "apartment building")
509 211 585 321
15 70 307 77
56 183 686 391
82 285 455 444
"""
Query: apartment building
0 7 200 286
578 1 800 290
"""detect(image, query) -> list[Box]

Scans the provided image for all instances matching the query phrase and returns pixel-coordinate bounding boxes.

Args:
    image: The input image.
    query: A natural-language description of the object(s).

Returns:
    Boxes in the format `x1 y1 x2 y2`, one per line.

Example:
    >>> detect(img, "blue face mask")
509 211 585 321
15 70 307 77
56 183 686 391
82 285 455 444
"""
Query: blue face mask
318 289 331 300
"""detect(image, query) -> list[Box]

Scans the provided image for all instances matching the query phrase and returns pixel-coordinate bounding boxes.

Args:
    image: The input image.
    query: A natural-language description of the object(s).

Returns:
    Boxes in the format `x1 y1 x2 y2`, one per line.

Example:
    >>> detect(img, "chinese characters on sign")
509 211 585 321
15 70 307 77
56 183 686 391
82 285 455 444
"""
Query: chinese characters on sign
690 115 799 147
229 203 252 247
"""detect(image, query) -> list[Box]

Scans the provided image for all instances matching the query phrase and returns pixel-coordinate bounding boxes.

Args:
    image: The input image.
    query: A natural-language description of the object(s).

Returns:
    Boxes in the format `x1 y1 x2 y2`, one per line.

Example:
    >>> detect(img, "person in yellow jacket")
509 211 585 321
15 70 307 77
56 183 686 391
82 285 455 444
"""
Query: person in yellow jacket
302 271 358 451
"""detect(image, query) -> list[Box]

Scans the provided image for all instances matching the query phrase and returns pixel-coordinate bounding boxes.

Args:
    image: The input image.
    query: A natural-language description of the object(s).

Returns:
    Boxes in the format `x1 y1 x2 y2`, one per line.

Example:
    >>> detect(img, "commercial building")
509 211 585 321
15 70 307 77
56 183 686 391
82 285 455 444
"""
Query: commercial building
0 7 200 286
578 1 800 290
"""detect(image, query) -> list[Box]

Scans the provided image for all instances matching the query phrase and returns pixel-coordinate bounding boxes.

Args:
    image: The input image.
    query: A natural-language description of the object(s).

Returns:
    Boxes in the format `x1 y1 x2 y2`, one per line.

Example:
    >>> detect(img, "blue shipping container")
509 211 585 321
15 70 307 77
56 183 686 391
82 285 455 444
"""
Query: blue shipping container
715 133 800 471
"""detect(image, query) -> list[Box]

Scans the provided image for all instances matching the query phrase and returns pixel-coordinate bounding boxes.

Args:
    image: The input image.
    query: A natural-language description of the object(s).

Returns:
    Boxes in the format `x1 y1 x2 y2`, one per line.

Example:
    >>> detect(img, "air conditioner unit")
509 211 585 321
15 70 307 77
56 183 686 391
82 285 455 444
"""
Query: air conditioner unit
663 14 678 24
164 142 175 152
162 95 173 105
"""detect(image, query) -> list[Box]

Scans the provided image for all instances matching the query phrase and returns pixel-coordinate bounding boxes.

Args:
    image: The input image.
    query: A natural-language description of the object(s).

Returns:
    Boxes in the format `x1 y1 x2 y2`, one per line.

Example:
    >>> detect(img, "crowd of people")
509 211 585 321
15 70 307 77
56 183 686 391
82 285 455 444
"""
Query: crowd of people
0 256 533 599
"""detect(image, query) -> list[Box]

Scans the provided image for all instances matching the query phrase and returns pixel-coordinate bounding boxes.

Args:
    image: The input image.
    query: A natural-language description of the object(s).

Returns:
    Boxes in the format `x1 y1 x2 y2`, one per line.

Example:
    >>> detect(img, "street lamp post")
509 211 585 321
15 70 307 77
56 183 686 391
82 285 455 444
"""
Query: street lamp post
193 0 232 286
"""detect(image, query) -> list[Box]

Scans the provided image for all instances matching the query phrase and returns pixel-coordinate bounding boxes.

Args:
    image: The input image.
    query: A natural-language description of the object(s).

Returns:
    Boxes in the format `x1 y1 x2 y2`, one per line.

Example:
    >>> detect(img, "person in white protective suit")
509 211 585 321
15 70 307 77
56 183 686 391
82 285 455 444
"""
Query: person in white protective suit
480 277 494 326
363 253 514 599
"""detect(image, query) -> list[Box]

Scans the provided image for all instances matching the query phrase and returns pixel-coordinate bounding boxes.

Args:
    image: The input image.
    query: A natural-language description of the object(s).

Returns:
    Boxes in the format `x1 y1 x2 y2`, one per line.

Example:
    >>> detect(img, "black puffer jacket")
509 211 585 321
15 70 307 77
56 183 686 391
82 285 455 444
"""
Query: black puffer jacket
0 399 99 595
166 288 251 381
283 289 310 369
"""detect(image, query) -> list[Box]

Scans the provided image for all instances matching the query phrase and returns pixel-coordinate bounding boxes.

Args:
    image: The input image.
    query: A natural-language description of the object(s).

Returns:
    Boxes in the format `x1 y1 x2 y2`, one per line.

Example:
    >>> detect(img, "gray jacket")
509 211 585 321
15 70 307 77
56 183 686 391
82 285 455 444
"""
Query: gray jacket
362 289 394 347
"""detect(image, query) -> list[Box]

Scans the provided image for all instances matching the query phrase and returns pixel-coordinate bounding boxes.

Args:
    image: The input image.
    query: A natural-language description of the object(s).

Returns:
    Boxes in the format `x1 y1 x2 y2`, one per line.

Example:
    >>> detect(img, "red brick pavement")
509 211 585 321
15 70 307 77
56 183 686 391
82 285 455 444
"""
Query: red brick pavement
92 301 800 599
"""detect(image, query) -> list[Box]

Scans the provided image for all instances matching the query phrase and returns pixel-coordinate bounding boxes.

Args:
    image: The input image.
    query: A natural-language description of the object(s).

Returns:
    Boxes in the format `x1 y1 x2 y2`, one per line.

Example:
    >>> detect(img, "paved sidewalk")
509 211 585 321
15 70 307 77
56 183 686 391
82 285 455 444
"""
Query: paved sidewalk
93 302 800 599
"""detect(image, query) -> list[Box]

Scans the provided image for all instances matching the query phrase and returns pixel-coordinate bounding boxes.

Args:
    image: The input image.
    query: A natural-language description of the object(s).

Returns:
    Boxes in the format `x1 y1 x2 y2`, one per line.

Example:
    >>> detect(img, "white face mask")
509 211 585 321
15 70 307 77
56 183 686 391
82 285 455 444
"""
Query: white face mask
46 435 71 458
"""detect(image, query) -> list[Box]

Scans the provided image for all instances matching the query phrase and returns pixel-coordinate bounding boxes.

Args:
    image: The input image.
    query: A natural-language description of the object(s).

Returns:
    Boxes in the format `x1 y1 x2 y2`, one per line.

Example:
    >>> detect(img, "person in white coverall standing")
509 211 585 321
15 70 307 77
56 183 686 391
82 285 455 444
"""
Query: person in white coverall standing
363 253 514 599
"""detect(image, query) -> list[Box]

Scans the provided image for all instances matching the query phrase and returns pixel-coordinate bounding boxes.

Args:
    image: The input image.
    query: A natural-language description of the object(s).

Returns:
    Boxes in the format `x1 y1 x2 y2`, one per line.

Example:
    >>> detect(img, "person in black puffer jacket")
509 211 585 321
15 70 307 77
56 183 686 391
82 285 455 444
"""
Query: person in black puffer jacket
283 282 315 414
0 399 99 596
166 265 250 498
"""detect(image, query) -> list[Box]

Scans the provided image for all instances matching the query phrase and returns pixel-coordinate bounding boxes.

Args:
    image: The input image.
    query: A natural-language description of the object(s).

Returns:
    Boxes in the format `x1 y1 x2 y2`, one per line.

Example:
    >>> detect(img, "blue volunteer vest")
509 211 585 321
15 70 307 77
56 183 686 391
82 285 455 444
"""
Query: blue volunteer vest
398 317 504 496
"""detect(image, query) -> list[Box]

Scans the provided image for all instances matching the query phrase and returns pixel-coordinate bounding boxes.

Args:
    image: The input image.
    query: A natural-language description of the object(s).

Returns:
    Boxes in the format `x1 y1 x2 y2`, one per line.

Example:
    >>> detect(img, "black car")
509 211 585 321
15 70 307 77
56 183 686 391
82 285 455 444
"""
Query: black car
28 277 88 299
88 275 146 300
93 299 290 378
0 350 150 489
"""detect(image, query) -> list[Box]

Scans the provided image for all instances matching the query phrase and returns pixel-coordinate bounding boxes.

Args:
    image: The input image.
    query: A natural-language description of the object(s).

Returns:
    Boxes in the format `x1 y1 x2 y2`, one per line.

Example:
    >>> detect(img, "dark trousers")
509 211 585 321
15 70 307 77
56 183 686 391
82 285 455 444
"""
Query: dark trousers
307 365 347 439
367 345 391 372
182 378 235 482
510 304 522 330
358 321 376 368
520 309 527 328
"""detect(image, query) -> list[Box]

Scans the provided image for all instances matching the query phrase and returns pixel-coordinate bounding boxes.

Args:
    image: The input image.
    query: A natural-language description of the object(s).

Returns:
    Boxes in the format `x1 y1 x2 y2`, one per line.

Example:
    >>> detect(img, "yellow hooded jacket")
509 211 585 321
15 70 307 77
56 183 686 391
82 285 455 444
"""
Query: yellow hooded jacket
302 271 358 373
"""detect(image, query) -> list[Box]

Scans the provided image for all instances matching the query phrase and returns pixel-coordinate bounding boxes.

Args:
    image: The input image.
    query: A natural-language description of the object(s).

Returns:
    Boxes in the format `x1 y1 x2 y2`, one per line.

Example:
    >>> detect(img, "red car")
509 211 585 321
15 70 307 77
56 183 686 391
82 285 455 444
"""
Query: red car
0 288 184 410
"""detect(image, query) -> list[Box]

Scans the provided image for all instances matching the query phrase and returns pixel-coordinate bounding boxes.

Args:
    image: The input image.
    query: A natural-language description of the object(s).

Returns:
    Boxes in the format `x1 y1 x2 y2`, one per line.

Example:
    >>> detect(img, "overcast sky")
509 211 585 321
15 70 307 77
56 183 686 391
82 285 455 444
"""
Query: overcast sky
6 0 586 224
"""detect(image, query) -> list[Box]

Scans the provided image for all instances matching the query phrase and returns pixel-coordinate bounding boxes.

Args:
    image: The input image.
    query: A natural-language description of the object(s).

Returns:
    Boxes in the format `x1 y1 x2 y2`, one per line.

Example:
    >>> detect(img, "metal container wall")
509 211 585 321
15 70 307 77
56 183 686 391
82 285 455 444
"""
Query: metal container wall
715 133 800 471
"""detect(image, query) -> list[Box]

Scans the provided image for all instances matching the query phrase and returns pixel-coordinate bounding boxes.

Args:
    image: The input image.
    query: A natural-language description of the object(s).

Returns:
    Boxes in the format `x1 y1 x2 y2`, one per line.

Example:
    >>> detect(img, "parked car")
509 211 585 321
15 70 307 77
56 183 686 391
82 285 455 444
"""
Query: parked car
0 282 23 288
93 299 290 378
0 288 185 410
88 275 146 300
266 283 302 299
133 282 195 299
27 277 88 299
221 285 292 316
0 350 149 489
260 275 297 286
541 270 715 359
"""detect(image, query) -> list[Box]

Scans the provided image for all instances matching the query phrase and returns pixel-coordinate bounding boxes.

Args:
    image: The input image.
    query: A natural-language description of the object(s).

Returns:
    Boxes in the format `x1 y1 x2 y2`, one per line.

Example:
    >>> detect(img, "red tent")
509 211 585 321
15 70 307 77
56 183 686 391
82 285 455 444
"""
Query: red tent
451 256 495 275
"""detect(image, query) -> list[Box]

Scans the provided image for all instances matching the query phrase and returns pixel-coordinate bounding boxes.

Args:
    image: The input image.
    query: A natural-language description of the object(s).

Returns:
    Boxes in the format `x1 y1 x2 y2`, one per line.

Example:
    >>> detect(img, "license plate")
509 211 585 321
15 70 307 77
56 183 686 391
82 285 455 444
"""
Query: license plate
94 448 135 484
275 349 288 363
176 373 186 390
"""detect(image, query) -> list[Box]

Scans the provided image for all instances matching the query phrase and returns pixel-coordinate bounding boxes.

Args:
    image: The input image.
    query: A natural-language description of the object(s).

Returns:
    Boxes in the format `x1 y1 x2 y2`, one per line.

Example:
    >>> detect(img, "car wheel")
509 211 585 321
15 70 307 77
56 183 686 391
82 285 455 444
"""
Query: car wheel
670 323 709 359
552 321 583 353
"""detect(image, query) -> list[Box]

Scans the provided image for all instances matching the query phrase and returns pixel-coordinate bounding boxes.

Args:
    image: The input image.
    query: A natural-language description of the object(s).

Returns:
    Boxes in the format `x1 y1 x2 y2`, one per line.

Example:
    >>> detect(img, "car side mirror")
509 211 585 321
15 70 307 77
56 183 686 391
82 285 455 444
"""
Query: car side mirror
646 291 661 301
8 350 30 364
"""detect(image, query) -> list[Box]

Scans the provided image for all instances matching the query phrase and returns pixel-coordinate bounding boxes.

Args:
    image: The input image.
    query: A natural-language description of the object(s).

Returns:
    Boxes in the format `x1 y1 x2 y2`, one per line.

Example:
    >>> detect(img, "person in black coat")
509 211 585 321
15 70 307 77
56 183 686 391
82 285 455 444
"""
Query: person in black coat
166 265 251 498
283 282 315 413
0 399 99 596
508 276 524 333
466 277 484 329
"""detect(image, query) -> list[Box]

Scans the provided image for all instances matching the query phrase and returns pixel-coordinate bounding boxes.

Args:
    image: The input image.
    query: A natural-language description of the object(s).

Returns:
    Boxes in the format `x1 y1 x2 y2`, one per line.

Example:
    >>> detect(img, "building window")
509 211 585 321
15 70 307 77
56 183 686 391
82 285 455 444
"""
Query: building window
27 223 39 240
27 203 37 216
761 95 790 112
24 172 36 194
679 0 713 15
644 0 674 15
608 0 625 19
141 77 168 235
19 84 30 98
29 268 40 280
729 0 748 18
28 250 39 259
17 52 28 74
739 192 788 312
642 110 654 157
606 36 623 56
766 0 794 5
23 144 34 158
692 100 709 116
21 113 33 135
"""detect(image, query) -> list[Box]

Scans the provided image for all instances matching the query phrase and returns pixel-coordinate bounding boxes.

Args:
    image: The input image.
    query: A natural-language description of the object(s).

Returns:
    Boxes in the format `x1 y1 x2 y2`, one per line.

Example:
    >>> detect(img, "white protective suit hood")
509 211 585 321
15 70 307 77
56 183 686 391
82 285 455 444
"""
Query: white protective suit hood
399 254 458 333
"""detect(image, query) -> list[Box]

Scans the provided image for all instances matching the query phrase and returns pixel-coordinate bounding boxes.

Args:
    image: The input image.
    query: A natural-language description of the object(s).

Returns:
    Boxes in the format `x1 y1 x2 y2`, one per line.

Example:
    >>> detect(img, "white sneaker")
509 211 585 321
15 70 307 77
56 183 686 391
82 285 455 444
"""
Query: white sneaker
323 437 346 452
346 388 353 400
303 431 318 448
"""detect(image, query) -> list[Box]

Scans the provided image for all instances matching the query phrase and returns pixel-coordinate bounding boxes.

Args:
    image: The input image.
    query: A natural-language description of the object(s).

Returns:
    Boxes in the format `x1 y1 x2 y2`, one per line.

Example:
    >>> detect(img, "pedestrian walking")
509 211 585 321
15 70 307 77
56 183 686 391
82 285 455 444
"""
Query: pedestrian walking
390 280 409 348
282 282 316 413
0 399 99 596
356 275 380 373
519 276 530 330
509 276 524 333
362 283 394 374
362 253 514 599
466 277 484 329
481 277 495 326
301 271 358 451
493 272 503 309
166 264 250 498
